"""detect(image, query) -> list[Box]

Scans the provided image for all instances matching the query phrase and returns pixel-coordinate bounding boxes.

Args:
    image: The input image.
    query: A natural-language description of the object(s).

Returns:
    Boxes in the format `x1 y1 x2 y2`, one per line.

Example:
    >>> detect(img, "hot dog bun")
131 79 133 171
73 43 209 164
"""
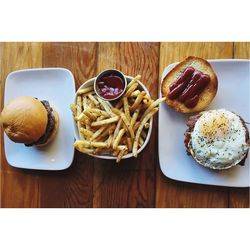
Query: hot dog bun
161 56 218 113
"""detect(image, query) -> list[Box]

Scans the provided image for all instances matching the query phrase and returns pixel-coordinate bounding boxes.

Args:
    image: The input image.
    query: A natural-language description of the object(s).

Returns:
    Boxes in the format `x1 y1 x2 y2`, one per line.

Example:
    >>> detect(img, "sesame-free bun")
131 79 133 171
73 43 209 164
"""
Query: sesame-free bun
36 109 59 147
161 56 218 113
0 96 48 144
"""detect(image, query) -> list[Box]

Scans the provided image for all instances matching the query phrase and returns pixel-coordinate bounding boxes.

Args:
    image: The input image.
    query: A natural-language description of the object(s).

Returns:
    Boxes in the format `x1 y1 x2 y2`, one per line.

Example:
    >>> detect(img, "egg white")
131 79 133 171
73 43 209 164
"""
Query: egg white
190 109 248 169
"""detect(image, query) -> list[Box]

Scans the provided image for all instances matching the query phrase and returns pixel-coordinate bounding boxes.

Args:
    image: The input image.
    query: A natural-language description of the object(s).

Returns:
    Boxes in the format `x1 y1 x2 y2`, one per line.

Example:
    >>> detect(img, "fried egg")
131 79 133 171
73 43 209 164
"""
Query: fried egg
189 109 249 169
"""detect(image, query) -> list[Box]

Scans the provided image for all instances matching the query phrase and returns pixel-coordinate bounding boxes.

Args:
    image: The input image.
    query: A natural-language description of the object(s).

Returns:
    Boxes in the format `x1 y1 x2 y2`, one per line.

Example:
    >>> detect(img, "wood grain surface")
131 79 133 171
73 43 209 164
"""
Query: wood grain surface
0 42 249 208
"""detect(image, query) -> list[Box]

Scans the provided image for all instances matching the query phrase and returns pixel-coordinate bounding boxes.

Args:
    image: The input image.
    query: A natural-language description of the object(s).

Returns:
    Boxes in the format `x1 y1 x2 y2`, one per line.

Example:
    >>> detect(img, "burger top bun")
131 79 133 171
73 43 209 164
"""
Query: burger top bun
0 96 48 144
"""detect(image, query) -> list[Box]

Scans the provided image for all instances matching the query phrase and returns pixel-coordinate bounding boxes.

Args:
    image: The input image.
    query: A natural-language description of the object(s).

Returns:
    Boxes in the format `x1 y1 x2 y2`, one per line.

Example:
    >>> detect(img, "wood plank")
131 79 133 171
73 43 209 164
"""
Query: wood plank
159 42 234 78
0 42 42 207
156 42 233 207
229 42 249 208
40 42 98 207
93 42 159 207
233 42 250 59
1 171 40 208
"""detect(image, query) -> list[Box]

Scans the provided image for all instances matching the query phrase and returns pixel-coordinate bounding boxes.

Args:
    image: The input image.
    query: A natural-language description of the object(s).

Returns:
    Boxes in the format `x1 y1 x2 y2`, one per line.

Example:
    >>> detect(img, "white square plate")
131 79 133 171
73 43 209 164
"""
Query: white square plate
4 68 76 170
159 59 250 187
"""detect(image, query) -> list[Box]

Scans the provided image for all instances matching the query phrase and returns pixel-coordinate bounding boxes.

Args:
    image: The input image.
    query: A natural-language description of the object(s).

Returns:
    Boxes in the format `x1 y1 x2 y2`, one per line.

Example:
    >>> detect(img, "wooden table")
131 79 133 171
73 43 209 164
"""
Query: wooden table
0 42 249 208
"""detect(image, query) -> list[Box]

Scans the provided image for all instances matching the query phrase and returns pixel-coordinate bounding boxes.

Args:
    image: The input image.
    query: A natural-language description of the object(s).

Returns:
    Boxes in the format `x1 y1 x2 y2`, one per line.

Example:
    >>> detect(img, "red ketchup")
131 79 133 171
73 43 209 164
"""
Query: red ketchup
96 73 124 100
167 67 210 108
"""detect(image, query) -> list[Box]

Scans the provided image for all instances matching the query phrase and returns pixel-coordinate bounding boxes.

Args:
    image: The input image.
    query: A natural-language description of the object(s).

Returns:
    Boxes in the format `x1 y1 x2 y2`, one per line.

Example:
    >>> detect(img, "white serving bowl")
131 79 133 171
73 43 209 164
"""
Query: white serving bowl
73 75 153 160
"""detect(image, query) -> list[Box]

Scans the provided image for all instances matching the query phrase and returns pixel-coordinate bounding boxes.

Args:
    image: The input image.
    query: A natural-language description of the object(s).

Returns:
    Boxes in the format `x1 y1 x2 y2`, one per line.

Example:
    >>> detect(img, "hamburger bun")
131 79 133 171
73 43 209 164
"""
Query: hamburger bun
0 96 48 144
0 96 59 147
161 56 218 113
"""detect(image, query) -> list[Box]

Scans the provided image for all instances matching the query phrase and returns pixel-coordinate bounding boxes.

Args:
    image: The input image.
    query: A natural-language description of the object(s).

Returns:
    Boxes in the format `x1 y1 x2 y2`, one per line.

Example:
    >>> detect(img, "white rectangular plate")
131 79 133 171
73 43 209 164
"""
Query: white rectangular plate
4 68 76 170
159 59 250 187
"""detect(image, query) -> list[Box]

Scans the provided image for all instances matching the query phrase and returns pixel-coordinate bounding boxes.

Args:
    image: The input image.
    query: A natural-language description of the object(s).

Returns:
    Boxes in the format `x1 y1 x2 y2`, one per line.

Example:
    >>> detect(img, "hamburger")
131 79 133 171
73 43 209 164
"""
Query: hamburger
0 96 59 147
185 109 249 170
161 56 218 113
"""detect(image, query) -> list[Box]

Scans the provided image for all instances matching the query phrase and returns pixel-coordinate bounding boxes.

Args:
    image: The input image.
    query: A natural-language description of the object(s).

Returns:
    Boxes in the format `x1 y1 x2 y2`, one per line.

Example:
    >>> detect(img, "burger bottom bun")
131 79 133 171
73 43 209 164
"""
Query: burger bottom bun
36 110 59 147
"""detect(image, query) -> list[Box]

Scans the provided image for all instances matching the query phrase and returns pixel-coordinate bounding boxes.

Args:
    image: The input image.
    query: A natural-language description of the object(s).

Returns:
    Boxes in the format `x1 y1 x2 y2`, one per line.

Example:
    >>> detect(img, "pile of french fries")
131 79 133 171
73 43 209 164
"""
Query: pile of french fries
71 75 166 162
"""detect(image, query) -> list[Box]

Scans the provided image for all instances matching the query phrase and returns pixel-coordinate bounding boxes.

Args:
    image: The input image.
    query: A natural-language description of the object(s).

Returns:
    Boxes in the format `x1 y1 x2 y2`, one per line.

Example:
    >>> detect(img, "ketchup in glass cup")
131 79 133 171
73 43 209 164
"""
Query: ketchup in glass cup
94 69 127 101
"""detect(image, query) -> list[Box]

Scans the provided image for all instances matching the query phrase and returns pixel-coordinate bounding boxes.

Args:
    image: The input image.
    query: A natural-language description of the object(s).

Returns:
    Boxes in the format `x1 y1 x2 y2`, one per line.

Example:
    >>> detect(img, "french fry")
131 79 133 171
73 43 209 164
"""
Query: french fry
96 124 116 141
77 86 94 95
122 97 131 122
108 124 116 135
127 75 141 88
77 113 91 127
96 96 115 116
91 116 119 127
113 128 126 149
76 96 82 116
124 81 139 98
75 146 95 154
112 108 134 139
83 96 89 110
115 100 123 109
127 137 132 152
80 128 94 139
130 108 140 128
90 125 107 141
117 148 127 163
142 99 153 107
76 96 84 139
140 97 166 121
112 150 119 156
78 124 84 140
93 148 114 154
130 91 145 111
83 109 97 120
117 145 128 151
74 140 108 148
132 108 159 157
144 122 150 129
107 134 113 148
133 121 140 132
88 93 99 106
130 90 140 97
82 91 95 97
113 118 122 143
70 104 77 116
88 108 110 117
96 115 106 121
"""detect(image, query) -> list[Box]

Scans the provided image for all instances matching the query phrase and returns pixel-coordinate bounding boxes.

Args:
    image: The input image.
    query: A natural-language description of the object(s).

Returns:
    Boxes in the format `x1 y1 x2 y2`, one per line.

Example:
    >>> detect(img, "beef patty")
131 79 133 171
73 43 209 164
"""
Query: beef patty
25 100 55 146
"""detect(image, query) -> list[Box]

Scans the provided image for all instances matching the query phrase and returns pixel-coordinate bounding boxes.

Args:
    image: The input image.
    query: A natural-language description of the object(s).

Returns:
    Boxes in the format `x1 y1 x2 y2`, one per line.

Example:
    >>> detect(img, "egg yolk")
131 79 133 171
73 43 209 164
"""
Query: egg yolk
201 114 229 139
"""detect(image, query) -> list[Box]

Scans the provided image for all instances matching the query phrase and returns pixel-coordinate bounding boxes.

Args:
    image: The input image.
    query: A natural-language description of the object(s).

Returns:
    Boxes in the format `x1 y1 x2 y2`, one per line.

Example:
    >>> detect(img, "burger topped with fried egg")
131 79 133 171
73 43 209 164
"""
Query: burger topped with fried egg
185 109 249 170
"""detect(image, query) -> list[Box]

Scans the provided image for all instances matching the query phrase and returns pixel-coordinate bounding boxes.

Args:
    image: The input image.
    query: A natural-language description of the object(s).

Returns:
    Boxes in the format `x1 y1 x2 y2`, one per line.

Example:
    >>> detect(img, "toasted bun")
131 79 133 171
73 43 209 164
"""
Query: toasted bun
0 96 48 144
161 56 218 113
37 110 59 147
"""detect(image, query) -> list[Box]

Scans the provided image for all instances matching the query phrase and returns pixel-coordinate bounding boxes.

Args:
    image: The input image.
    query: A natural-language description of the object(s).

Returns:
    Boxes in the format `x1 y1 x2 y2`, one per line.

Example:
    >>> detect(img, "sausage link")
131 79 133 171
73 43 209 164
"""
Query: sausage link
169 67 195 91
181 74 210 101
184 94 199 108
178 72 202 102
168 73 193 99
